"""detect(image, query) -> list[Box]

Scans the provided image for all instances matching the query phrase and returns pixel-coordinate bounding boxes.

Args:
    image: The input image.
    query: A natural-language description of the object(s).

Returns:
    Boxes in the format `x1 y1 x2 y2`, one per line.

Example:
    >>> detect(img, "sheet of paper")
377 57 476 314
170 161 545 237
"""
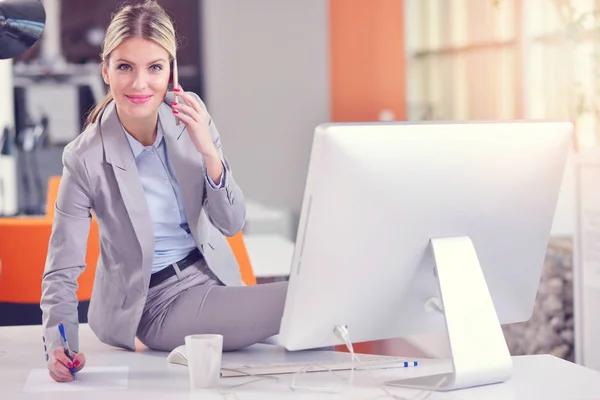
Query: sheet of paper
22 366 129 392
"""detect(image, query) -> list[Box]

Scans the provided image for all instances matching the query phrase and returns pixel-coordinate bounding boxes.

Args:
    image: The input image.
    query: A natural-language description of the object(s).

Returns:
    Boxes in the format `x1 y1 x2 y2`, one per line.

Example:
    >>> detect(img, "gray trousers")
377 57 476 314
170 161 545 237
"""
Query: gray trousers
136 258 288 352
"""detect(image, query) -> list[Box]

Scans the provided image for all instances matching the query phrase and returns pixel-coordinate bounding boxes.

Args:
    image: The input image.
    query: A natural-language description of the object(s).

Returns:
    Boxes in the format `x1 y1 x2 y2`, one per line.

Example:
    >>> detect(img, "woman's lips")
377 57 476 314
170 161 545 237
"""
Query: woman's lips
126 95 152 104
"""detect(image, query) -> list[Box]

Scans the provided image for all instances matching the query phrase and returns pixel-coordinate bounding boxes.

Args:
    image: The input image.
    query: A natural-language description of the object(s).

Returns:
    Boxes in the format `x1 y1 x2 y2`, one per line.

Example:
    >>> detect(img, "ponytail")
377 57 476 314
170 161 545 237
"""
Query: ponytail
84 91 114 129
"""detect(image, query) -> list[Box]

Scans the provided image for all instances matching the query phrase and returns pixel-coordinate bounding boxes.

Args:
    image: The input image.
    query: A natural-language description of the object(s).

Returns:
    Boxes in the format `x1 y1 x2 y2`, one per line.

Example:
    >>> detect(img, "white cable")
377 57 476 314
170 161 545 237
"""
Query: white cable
216 368 280 399
218 362 348 395
288 362 349 394
220 367 280 388
333 325 448 400
211 325 447 399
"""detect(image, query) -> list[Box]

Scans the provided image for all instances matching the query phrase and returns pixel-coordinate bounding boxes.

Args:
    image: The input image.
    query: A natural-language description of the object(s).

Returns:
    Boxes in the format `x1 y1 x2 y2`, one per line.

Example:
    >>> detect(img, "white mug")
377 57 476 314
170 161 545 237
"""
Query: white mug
184 334 223 389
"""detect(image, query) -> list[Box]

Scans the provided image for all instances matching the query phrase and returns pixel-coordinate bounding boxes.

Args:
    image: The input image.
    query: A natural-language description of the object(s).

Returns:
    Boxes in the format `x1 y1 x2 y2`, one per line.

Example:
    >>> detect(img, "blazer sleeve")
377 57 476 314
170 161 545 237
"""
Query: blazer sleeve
191 92 246 237
40 147 93 360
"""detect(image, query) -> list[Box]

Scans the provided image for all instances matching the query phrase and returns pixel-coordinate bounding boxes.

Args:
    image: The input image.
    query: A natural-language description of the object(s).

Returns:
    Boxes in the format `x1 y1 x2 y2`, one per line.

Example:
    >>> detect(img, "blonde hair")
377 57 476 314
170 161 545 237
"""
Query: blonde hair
85 0 177 128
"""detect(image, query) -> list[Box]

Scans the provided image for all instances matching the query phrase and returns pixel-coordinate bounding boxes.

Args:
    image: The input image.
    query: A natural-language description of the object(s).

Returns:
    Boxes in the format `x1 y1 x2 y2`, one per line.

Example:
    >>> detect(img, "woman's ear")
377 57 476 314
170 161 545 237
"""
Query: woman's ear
101 62 110 86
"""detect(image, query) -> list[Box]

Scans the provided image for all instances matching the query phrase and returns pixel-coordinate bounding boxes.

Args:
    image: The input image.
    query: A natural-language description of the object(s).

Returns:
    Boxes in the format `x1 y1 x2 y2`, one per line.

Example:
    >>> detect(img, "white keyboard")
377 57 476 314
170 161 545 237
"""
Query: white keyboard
221 353 418 378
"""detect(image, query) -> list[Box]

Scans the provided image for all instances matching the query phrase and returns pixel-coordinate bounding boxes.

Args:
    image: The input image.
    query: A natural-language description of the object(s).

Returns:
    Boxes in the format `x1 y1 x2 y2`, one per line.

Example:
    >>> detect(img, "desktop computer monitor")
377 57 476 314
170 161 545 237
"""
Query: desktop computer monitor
278 121 573 391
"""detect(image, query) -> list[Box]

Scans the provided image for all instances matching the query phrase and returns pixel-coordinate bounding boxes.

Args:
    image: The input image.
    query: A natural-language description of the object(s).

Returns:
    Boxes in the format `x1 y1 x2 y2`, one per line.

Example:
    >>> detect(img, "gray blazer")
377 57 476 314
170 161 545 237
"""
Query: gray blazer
40 92 246 359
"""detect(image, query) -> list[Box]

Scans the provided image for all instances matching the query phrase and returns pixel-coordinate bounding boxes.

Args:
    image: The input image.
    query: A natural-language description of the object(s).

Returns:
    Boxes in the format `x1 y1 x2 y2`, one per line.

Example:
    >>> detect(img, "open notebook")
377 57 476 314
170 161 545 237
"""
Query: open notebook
167 343 419 377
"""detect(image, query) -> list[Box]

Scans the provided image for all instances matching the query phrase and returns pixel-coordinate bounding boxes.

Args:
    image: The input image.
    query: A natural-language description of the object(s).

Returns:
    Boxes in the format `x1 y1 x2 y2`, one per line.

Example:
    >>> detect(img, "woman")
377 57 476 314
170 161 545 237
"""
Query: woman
41 0 288 383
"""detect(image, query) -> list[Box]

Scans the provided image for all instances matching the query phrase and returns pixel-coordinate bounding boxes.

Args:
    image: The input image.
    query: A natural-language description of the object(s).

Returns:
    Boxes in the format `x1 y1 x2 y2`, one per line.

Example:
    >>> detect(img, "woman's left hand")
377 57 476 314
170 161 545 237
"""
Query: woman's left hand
170 86 218 159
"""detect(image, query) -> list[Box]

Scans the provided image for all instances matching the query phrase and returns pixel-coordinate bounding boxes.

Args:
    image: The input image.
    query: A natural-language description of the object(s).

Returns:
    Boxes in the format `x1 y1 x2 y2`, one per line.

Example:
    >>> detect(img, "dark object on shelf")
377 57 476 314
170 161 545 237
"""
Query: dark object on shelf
0 0 46 60
15 111 49 215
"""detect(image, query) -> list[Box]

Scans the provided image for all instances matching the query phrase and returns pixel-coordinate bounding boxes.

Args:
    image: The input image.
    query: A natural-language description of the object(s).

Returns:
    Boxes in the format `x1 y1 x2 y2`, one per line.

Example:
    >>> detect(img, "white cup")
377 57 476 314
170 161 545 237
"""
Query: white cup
184 334 223 389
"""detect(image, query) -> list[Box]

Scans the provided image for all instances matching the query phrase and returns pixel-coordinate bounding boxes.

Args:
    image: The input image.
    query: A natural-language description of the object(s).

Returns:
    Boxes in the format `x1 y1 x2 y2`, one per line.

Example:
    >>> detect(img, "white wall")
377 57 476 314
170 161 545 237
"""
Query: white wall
200 0 330 216
0 59 17 215
0 60 14 129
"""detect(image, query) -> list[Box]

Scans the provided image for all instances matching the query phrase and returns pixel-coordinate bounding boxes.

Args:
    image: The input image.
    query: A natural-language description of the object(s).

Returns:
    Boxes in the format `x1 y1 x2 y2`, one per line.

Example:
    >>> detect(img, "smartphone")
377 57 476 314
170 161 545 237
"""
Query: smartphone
172 58 179 125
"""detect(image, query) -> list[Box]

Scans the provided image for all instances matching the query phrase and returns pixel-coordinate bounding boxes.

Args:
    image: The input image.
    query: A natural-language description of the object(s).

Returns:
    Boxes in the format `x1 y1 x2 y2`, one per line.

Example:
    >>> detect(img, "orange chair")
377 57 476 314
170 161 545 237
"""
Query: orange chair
0 176 99 325
0 177 99 307
227 231 256 286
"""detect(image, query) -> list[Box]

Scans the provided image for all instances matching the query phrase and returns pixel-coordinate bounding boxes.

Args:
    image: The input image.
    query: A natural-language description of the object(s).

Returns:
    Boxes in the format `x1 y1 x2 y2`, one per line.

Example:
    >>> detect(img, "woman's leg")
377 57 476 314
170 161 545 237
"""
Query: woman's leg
140 280 288 352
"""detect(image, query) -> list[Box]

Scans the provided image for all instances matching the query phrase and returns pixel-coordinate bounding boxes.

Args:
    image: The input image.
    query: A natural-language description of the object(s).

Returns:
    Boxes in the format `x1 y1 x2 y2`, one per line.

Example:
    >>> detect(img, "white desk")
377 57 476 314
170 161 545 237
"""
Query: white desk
244 200 294 239
2 324 600 399
243 234 295 280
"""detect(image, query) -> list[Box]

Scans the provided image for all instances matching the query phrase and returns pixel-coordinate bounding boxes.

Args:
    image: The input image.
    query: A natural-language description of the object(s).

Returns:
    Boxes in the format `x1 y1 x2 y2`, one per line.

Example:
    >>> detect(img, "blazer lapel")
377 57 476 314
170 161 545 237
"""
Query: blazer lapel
158 93 206 247
99 101 154 287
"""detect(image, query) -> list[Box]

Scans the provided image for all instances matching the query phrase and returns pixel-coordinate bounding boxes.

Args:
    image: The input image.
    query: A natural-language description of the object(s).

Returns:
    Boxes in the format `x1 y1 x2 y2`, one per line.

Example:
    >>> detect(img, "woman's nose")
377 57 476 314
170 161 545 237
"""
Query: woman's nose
132 72 148 90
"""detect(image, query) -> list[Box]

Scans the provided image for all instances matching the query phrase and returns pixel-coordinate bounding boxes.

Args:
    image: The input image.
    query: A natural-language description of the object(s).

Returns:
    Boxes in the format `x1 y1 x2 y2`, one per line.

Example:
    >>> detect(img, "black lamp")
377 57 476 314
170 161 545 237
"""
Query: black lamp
0 0 45 60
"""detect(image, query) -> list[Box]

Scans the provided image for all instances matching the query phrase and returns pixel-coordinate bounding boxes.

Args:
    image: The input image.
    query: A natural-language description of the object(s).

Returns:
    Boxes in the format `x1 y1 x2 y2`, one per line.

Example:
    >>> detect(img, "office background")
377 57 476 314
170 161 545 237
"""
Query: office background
0 0 599 372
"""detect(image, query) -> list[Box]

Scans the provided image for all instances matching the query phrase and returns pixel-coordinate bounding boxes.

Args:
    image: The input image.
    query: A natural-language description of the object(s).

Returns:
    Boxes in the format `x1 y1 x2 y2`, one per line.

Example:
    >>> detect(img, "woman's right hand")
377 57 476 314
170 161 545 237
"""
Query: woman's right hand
48 347 86 382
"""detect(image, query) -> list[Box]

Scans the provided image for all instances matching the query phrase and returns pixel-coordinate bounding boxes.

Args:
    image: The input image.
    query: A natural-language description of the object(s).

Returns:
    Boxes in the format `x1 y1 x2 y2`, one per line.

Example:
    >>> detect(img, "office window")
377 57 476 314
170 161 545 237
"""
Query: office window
405 0 517 121
525 0 598 149
406 0 600 149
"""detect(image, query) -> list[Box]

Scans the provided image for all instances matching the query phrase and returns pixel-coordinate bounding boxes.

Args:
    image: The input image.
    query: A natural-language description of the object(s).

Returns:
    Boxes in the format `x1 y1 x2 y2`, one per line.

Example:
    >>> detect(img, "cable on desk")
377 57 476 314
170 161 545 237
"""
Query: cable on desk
288 362 349 393
333 325 448 400
214 368 278 399
216 363 347 397
217 347 358 395
214 326 447 399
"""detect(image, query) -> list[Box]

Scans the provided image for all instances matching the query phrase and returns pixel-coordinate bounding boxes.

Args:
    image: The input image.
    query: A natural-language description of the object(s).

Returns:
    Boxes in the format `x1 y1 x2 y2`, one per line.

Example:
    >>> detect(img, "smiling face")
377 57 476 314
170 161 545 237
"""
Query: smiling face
102 37 171 123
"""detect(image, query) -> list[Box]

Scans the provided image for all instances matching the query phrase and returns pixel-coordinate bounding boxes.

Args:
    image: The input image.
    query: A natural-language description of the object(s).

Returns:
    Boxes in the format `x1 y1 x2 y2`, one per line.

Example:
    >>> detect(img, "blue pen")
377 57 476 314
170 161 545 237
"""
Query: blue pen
58 323 77 380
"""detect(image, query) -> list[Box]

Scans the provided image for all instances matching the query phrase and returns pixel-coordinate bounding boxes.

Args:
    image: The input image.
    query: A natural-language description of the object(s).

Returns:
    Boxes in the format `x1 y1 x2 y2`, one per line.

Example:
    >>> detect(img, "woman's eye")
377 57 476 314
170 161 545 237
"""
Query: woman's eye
150 64 163 72
117 64 131 72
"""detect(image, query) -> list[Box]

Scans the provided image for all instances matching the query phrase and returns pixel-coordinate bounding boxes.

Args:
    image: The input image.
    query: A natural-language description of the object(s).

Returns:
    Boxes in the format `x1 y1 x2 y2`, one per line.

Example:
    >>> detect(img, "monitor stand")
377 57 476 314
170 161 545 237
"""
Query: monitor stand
386 236 513 391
